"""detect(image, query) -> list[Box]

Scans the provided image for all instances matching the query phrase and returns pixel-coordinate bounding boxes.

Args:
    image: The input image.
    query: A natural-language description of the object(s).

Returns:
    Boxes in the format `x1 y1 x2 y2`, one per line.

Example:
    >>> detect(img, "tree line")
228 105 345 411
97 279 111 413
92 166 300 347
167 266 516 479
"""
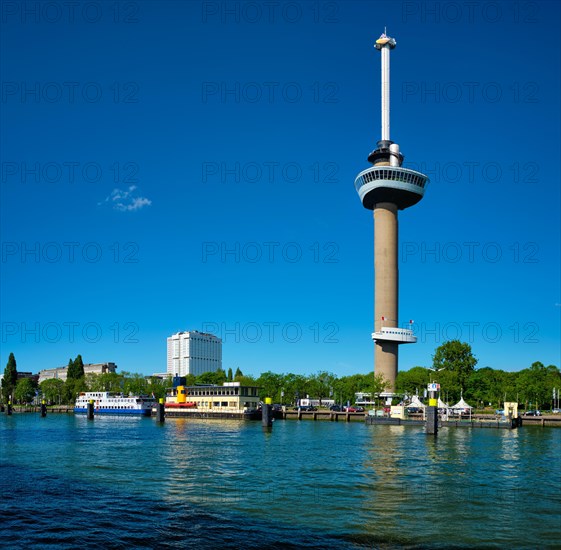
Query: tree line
2 341 560 410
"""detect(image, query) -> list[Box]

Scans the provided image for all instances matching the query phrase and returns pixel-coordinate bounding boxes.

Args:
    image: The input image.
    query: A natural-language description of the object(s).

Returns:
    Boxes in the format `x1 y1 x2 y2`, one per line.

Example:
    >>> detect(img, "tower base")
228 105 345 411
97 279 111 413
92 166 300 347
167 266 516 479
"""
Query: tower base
375 341 398 392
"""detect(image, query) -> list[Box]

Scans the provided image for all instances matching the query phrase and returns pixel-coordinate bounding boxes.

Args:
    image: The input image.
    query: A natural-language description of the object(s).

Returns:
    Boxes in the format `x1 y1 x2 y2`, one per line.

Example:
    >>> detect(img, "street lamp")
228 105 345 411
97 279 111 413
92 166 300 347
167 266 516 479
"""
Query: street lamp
427 366 445 382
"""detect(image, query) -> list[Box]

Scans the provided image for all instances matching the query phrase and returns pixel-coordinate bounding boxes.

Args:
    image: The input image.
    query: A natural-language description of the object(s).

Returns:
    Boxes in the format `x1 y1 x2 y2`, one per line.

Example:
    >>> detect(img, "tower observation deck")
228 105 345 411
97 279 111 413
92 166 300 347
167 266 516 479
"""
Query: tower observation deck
355 31 429 393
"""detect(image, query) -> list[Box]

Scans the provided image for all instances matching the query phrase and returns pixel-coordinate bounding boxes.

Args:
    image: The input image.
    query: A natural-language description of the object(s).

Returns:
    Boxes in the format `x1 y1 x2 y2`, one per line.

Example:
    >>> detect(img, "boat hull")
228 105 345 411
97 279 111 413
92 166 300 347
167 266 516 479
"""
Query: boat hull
74 407 152 416
163 409 261 420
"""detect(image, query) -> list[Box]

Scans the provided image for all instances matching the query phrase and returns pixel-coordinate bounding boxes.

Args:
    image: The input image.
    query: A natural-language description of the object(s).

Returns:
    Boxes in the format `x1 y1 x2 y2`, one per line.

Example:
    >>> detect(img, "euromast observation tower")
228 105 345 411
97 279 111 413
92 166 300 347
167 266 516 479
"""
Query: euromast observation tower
354 31 429 394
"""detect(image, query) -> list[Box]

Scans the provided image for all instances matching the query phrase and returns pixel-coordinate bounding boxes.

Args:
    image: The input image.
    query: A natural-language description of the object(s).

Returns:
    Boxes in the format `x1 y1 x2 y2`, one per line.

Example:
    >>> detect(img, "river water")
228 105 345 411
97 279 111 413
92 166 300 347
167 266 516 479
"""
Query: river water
1 414 559 549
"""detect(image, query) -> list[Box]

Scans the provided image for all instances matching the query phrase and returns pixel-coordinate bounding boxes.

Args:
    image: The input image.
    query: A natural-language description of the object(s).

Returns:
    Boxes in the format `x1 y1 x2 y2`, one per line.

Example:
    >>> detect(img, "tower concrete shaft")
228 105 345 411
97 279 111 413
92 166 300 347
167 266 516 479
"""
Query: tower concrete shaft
374 202 399 389
355 30 428 396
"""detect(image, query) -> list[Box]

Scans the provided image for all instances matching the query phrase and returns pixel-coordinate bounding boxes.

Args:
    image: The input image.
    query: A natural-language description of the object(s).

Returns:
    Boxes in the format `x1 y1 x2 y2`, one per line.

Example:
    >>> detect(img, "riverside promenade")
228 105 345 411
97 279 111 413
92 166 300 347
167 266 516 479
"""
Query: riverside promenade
4 405 73 414
4 406 561 427
280 409 561 427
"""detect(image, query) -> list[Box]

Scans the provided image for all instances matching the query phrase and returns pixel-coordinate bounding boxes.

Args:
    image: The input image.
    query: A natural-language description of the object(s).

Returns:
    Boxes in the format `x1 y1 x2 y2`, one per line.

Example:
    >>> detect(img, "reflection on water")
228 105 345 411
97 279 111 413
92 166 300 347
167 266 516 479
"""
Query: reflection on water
358 424 561 547
159 419 252 507
1 415 560 548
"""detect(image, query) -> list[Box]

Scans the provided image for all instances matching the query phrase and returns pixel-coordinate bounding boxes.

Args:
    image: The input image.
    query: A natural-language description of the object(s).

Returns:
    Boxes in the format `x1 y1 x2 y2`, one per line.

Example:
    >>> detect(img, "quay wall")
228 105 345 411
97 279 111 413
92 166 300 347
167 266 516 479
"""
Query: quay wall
3 407 561 427
5 406 74 414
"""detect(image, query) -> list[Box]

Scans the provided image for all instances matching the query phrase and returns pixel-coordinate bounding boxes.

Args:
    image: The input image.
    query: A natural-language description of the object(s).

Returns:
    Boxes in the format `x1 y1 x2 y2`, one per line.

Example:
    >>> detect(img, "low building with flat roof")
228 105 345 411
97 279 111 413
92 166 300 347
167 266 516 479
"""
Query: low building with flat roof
165 381 260 417
38 362 117 384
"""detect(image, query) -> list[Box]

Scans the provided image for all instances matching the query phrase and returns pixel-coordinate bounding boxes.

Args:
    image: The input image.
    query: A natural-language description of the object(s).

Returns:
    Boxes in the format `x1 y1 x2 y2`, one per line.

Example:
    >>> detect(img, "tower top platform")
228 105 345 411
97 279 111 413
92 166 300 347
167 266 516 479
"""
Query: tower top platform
375 32 396 50
355 165 428 210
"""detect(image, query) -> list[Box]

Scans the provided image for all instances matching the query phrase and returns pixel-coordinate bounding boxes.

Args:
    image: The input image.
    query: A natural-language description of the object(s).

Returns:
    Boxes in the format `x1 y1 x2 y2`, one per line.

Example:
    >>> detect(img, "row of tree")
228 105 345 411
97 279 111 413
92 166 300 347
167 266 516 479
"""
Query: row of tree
2 341 560 410
0 354 90 405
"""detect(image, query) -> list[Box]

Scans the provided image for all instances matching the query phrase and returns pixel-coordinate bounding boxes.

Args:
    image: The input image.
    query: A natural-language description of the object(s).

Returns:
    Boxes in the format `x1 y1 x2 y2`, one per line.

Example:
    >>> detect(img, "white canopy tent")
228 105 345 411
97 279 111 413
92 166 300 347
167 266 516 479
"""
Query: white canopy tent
451 397 473 410
408 395 426 408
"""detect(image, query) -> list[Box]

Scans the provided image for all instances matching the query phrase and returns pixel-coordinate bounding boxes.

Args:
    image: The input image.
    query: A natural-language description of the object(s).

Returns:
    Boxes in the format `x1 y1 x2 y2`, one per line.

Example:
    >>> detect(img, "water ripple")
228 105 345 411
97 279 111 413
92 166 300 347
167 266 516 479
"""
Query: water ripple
1 415 560 549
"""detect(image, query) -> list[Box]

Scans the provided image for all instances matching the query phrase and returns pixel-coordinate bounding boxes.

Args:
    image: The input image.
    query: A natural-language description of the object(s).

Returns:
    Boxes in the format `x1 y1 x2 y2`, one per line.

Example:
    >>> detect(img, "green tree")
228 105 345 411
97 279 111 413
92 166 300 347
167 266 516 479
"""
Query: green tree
515 361 558 410
281 373 309 405
466 367 501 408
256 371 284 401
85 372 123 392
234 367 243 381
196 369 227 385
432 340 478 395
396 366 430 395
234 374 258 387
215 368 227 384
68 356 87 402
63 377 87 404
124 373 147 396
84 373 98 390
2 352 18 402
67 355 85 380
14 378 36 404
146 376 170 399
545 365 561 409
434 368 461 404
73 355 85 378
307 371 337 406
66 357 76 379
333 373 373 406
40 379 65 404
227 367 233 382
369 373 389 401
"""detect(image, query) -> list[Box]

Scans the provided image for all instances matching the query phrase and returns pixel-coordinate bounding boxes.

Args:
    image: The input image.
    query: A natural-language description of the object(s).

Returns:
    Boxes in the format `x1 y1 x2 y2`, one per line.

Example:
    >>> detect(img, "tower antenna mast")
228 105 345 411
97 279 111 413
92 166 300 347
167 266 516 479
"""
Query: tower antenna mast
375 30 395 142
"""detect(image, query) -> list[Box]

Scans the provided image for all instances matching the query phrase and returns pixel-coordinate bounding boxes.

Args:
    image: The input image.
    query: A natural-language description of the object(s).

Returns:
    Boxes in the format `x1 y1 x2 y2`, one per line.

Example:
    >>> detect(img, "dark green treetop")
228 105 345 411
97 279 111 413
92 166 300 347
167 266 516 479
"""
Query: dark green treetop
2 352 18 401
432 340 478 395
67 355 85 380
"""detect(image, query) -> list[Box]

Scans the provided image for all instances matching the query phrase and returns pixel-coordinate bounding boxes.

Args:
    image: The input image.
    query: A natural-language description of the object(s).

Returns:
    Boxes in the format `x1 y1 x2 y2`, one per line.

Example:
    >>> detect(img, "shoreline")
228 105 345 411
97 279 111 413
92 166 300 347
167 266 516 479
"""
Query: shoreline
3 406 561 427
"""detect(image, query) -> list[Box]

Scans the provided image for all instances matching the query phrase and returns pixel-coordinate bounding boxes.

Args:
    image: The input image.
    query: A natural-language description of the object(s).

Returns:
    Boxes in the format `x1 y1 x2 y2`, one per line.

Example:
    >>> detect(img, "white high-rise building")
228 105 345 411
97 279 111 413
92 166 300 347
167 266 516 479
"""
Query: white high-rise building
166 331 222 377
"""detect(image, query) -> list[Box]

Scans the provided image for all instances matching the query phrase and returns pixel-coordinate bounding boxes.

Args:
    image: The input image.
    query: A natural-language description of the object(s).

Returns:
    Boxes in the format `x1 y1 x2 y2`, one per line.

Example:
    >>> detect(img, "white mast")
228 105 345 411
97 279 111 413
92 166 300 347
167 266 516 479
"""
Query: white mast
381 41 390 140
375 31 397 160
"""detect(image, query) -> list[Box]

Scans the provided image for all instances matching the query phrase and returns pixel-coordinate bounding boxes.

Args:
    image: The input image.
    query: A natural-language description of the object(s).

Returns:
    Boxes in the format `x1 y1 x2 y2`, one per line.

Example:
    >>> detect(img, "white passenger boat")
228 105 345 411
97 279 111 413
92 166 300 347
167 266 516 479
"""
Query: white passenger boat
75 392 156 416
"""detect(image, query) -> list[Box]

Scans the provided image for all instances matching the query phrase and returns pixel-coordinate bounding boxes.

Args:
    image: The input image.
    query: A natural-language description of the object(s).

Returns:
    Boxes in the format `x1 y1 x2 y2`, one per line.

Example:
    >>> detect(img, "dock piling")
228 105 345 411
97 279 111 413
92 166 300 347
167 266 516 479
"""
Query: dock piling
40 400 47 418
156 398 165 423
87 400 94 420
426 406 438 435
262 397 273 431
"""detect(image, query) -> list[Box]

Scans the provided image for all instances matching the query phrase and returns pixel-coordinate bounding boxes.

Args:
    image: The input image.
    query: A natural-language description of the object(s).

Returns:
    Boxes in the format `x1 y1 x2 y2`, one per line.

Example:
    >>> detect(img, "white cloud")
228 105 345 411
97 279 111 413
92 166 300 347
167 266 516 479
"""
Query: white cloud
99 186 152 212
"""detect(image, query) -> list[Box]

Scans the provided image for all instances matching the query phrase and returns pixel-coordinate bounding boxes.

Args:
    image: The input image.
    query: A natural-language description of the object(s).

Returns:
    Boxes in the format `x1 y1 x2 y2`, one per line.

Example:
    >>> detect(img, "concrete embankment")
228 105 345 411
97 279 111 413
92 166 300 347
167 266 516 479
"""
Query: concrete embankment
518 415 561 427
4 406 74 414
281 410 367 422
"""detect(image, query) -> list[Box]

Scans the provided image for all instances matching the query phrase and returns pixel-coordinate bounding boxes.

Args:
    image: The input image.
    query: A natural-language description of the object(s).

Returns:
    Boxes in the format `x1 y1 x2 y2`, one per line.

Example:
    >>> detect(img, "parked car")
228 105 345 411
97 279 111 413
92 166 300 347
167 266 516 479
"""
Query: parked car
329 405 342 411
406 407 421 414
495 409 505 416
552 408 561 414
524 410 541 416
344 406 365 413
292 405 317 411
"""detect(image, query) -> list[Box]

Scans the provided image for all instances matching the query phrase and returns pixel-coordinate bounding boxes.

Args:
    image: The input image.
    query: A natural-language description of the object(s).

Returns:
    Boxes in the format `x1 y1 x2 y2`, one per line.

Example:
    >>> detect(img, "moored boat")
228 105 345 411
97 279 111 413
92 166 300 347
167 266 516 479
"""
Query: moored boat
75 392 156 416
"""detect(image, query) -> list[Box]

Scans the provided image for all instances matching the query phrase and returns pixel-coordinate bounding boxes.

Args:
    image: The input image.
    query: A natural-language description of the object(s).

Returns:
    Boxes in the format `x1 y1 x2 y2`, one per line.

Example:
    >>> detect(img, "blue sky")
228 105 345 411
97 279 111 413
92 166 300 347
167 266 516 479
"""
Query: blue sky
1 0 559 378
